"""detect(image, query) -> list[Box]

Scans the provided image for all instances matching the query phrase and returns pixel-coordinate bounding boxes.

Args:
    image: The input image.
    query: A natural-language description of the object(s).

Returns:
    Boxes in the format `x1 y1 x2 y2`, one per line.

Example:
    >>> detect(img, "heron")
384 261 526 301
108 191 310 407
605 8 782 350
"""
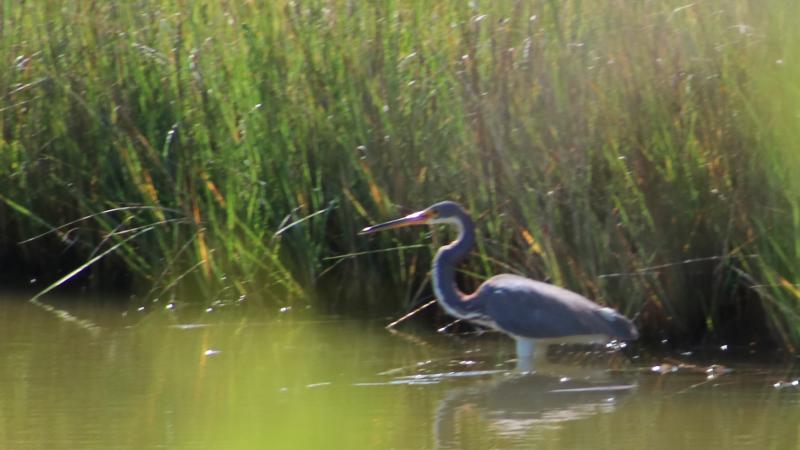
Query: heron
360 201 638 372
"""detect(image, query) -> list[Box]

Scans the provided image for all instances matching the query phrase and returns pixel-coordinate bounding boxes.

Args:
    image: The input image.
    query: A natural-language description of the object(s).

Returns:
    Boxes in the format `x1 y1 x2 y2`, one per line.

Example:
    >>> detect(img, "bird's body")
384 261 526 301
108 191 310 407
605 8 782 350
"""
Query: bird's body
361 201 638 372
467 275 638 340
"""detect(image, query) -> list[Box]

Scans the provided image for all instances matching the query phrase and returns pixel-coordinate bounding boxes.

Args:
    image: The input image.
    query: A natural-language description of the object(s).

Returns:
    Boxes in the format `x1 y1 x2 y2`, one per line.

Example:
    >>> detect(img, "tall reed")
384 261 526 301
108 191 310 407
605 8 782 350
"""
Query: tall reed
1 0 798 346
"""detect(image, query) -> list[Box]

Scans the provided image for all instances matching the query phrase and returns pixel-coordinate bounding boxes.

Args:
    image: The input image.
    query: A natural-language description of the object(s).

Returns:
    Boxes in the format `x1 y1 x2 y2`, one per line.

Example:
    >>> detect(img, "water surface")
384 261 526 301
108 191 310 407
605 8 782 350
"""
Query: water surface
0 298 798 449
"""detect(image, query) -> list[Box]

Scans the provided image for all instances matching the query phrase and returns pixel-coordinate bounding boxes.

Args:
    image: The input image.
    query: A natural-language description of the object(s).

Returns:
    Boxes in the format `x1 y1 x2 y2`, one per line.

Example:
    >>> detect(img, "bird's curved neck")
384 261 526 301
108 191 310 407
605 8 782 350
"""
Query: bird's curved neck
431 214 475 319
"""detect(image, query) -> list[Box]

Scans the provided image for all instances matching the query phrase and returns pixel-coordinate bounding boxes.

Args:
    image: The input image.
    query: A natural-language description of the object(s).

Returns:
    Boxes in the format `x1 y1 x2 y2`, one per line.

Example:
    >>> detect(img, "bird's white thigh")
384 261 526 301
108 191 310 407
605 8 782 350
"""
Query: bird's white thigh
515 338 538 373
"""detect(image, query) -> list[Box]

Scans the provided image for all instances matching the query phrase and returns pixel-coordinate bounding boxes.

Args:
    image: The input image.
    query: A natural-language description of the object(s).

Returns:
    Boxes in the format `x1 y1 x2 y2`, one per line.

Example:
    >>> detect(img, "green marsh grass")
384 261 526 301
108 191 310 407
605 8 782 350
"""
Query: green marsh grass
1 0 800 347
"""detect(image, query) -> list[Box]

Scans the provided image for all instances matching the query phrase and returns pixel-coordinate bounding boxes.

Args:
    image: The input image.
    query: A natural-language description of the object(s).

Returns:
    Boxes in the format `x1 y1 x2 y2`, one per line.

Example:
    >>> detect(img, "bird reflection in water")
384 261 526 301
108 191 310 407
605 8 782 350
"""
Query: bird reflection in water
433 367 636 448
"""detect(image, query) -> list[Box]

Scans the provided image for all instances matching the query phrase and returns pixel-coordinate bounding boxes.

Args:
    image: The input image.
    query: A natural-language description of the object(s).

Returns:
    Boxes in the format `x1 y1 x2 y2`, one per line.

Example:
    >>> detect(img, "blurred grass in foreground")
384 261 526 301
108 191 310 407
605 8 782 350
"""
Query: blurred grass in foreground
1 0 799 347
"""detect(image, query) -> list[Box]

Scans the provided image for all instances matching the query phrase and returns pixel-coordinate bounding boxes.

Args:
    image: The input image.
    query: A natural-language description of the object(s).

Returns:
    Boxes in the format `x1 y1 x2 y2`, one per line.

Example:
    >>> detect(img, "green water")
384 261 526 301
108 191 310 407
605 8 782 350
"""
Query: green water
1 298 798 449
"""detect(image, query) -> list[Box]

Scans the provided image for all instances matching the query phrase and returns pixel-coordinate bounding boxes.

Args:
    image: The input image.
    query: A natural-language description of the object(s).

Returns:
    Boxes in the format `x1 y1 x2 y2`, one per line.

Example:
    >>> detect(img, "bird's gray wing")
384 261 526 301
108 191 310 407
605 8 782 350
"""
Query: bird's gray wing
473 275 612 339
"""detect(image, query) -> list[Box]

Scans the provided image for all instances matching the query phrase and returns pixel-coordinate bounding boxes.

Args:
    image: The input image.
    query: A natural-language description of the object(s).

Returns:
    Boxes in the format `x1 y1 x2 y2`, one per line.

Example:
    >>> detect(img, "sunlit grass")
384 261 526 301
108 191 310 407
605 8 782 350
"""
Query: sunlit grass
1 0 799 347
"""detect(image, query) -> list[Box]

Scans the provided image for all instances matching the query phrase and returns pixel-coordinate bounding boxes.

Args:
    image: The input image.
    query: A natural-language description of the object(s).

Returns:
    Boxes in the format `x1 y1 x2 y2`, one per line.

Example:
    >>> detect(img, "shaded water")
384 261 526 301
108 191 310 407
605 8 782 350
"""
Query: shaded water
1 297 799 449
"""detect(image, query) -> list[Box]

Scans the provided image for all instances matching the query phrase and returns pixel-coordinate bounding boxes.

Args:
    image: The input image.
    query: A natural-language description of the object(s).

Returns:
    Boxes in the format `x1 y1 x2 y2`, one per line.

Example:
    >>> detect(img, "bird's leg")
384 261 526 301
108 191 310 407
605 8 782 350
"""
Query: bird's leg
514 338 539 373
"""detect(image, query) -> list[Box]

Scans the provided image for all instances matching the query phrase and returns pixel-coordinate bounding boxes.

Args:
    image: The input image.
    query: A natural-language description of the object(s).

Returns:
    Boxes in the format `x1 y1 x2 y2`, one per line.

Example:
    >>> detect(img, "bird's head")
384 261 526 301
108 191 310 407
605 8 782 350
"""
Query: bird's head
359 201 468 235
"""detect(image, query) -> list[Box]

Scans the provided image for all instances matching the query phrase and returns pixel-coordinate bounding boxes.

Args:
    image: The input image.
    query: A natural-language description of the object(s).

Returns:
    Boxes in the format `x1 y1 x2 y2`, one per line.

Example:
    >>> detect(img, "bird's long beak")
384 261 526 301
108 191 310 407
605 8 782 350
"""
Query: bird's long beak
359 209 432 235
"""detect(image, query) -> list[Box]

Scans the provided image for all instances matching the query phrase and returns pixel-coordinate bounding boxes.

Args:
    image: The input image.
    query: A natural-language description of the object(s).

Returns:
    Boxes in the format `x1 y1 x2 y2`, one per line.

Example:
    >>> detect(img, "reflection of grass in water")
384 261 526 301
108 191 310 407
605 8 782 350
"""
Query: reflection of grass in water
2 0 800 346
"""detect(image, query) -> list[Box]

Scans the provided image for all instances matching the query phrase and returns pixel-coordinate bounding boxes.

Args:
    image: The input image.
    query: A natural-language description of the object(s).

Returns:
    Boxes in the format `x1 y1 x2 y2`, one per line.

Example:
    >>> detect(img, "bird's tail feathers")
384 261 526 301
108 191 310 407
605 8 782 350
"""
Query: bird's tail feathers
597 307 639 341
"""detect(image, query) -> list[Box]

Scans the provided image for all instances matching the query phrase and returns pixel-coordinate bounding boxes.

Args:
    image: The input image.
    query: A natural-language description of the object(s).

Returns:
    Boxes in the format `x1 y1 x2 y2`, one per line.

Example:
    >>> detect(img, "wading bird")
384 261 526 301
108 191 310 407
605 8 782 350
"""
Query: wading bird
360 201 638 372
